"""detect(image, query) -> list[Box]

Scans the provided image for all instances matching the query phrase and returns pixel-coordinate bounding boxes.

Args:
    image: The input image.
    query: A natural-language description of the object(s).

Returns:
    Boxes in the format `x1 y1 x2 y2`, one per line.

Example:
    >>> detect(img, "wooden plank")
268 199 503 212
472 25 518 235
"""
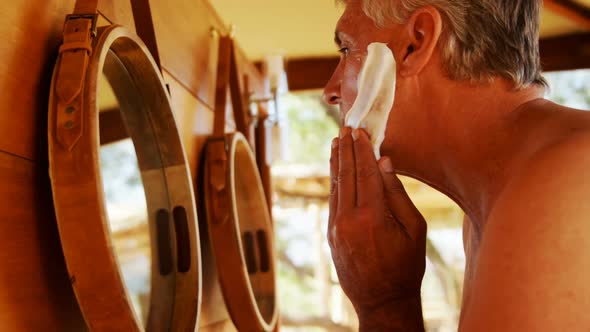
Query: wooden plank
0 0 262 161
0 1 74 160
0 0 134 161
163 71 214 175
99 0 137 31
100 0 265 108
97 0 219 106
540 32 590 71
545 0 590 29
148 0 224 108
0 1 264 329
0 152 87 331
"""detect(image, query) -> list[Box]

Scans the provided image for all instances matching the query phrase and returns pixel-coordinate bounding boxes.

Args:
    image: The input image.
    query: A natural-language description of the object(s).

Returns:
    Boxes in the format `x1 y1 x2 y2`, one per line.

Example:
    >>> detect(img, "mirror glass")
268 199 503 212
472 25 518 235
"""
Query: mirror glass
98 72 151 327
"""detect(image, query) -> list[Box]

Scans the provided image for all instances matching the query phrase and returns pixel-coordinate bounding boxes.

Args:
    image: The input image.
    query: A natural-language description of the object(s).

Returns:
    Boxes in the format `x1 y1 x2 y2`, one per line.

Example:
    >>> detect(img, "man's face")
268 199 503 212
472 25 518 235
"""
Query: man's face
324 3 451 173
323 2 401 124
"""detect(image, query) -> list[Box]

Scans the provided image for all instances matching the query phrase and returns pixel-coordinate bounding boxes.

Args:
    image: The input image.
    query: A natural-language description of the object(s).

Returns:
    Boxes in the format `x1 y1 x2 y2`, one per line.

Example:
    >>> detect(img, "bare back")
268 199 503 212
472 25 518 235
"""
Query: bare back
460 100 590 330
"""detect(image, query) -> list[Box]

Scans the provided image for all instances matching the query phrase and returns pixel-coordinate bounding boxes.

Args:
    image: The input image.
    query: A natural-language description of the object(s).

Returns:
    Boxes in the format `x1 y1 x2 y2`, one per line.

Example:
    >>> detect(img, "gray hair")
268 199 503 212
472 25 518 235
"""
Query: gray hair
339 0 547 89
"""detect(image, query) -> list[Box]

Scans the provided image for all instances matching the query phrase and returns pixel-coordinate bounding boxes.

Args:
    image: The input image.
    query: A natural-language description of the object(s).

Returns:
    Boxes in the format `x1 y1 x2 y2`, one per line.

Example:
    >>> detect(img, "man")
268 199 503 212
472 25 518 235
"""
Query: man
323 0 590 331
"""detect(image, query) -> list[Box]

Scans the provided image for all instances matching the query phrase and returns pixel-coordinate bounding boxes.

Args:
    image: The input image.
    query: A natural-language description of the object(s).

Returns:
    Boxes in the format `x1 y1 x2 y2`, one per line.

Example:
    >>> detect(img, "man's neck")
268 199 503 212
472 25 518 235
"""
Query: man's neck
392 79 545 229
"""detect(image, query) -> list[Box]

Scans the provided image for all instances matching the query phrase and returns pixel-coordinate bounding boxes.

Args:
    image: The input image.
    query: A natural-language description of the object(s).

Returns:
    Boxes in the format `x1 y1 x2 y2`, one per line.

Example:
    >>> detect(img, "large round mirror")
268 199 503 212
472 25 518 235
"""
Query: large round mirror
49 25 201 332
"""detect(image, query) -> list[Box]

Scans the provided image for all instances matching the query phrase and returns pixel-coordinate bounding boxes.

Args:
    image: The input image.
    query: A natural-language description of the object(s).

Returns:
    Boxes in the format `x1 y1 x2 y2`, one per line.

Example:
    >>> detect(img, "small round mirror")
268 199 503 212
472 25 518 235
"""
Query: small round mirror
204 133 278 331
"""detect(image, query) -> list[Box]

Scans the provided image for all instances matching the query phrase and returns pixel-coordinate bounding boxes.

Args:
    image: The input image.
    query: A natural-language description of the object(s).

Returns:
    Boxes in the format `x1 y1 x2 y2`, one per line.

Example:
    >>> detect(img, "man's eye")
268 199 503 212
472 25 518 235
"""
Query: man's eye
338 47 349 55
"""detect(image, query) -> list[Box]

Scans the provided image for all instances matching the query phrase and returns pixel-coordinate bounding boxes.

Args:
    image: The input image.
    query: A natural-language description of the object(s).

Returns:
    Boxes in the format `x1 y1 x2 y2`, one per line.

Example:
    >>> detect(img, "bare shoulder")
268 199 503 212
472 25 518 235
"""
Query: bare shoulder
512 124 590 205
460 127 590 331
503 100 590 214
511 127 590 202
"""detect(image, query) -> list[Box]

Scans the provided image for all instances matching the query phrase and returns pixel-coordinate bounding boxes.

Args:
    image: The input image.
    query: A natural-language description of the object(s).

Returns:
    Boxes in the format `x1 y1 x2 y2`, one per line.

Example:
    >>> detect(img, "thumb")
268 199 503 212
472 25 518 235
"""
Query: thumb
378 157 427 239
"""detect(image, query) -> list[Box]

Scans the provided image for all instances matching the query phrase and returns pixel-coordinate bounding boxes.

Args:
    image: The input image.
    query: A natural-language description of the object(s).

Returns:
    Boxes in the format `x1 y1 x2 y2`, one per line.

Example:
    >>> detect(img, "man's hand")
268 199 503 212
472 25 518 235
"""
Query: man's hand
328 127 427 331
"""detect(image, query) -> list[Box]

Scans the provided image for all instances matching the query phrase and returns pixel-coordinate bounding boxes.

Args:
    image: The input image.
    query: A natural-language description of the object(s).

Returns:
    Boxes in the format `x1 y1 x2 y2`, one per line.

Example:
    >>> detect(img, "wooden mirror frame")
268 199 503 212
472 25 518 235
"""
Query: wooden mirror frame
48 25 201 331
203 132 278 332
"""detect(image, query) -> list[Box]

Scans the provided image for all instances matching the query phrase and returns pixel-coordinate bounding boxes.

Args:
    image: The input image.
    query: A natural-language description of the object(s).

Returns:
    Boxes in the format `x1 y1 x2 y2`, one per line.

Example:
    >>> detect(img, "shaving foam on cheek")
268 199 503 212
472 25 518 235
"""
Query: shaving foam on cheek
344 42 396 159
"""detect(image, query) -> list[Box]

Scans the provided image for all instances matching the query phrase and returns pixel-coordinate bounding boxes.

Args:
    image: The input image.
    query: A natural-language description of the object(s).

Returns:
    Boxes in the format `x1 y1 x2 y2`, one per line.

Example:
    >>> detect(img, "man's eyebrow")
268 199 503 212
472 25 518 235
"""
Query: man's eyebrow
334 30 342 47
335 30 354 49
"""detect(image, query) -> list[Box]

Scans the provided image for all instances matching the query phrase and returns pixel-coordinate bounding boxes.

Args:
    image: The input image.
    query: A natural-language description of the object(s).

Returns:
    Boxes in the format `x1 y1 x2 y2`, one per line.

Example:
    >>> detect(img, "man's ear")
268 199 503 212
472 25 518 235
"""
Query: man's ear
397 6 442 77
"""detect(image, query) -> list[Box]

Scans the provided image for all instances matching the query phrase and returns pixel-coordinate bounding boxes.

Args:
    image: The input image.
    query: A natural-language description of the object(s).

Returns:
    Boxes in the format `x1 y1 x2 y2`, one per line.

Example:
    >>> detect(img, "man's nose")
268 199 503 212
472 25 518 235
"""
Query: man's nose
322 75 341 105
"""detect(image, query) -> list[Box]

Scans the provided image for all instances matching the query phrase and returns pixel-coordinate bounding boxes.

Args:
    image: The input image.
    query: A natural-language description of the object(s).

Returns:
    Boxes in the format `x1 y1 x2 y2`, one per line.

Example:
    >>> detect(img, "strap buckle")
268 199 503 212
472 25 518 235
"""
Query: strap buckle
54 13 98 150
207 135 230 152
64 14 98 38
206 135 230 225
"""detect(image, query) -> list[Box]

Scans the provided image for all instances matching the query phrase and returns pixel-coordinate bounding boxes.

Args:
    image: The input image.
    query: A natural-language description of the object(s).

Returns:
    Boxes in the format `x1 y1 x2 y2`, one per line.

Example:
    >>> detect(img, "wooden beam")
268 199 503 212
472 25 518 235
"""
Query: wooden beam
545 0 590 29
540 32 590 71
276 32 590 91
285 57 339 91
255 57 339 92
99 108 129 145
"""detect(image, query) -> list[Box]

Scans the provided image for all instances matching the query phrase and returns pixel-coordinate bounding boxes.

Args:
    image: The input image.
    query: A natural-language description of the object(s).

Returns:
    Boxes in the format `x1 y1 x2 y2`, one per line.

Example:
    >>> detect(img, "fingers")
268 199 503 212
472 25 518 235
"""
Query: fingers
352 129 383 207
378 157 427 239
338 127 356 212
329 137 339 228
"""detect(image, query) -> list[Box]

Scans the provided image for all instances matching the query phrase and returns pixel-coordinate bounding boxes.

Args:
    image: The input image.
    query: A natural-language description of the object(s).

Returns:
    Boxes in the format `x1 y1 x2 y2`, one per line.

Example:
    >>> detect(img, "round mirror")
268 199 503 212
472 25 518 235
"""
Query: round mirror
204 133 278 331
49 25 201 332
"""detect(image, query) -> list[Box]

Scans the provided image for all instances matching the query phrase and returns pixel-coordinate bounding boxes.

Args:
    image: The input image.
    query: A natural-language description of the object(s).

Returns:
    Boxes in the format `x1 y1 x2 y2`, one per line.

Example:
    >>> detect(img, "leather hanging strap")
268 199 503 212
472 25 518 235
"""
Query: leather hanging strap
212 36 232 137
54 0 99 150
207 35 250 225
213 36 249 138
130 0 162 71
71 0 162 67
255 105 273 217
54 0 162 150
228 43 249 140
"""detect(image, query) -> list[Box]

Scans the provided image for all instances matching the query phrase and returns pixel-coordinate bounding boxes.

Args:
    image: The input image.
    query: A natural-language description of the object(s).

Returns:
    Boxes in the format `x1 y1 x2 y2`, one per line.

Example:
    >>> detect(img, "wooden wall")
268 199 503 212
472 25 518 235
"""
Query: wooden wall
0 0 264 330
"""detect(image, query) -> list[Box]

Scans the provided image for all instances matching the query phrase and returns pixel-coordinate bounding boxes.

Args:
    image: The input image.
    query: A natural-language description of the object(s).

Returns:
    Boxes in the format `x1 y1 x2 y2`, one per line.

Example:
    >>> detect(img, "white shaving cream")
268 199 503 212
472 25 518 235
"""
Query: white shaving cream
344 42 396 159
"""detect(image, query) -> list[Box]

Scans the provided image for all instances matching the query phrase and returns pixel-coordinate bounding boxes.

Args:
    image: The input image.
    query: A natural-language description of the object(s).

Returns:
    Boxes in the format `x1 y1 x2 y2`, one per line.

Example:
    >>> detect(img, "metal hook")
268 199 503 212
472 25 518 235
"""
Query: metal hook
228 24 236 39
210 26 219 38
